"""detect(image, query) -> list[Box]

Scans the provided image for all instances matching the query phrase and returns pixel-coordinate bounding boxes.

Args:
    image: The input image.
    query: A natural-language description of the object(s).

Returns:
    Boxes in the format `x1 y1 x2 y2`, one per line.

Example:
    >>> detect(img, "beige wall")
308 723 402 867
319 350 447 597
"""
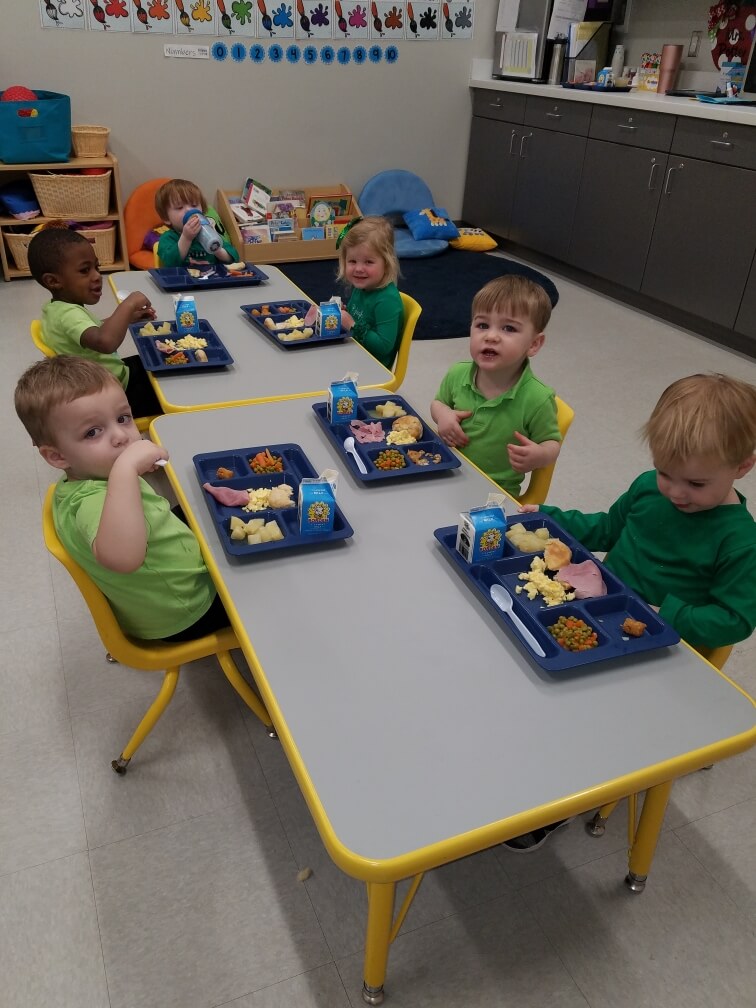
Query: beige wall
6 2 500 216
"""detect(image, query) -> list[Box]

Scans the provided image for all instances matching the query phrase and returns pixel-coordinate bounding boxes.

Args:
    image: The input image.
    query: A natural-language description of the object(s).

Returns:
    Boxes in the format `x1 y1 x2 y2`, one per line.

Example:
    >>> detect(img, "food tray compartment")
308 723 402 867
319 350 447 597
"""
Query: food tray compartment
130 319 234 373
312 394 462 482
194 443 353 558
433 519 680 671
148 263 268 292
241 301 347 348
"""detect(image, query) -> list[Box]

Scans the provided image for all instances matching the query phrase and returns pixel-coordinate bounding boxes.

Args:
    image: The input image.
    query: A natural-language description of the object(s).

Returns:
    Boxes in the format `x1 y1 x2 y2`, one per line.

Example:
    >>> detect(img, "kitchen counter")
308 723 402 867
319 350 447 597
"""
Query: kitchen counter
470 61 756 127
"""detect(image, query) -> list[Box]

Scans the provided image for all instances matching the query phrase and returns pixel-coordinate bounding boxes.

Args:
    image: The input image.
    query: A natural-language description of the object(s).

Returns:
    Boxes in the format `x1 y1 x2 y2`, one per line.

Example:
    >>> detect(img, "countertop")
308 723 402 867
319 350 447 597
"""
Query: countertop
470 61 756 127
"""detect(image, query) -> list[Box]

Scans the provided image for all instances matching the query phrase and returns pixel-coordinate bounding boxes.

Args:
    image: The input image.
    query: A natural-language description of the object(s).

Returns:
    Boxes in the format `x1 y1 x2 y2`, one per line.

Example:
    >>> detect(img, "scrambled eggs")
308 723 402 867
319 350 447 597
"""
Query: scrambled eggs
386 429 417 446
515 556 575 606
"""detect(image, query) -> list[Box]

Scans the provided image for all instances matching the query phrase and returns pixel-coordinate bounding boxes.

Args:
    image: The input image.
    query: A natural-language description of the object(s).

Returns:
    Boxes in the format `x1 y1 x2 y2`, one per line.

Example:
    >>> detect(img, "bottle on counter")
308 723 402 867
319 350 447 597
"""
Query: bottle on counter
611 44 625 81
183 210 222 254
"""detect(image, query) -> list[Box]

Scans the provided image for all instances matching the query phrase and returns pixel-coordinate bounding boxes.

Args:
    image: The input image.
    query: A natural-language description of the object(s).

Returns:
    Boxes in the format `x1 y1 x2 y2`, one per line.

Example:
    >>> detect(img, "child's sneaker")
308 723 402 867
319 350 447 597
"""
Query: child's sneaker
502 817 575 853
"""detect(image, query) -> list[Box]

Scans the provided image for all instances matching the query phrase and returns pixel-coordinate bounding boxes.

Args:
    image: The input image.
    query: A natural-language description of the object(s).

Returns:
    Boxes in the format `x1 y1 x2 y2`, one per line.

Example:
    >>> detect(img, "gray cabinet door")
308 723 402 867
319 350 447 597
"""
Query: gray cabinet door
735 252 756 341
569 140 667 290
641 157 756 328
509 126 586 261
462 116 521 239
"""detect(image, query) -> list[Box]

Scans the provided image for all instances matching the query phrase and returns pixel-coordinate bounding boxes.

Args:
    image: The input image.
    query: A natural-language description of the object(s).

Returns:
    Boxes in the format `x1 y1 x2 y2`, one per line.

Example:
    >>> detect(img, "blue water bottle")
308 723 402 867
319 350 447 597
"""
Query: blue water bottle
183 210 221 253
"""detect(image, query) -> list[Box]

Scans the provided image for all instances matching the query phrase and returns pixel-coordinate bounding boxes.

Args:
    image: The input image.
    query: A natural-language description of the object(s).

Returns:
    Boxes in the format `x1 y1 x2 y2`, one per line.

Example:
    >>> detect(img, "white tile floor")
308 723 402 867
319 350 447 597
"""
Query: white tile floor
1 260 755 1008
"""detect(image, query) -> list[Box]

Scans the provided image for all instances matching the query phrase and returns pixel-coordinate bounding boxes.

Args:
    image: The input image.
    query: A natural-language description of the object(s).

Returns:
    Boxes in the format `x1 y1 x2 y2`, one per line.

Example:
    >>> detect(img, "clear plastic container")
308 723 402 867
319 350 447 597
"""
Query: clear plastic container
183 210 221 253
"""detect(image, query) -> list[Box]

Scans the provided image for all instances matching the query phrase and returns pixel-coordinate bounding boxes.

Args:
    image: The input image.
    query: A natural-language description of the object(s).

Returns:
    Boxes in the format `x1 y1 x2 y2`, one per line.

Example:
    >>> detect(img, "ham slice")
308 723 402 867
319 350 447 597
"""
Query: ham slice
202 483 250 507
349 419 385 443
556 560 607 599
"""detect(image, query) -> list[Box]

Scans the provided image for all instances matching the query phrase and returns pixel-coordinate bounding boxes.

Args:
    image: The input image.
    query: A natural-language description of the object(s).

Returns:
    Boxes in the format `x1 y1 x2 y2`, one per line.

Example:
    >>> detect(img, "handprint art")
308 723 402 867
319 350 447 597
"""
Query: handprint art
310 2 329 26
384 5 402 29
455 5 471 29
273 2 292 26
348 4 367 28
105 0 128 15
419 6 436 30
231 0 253 23
191 0 212 21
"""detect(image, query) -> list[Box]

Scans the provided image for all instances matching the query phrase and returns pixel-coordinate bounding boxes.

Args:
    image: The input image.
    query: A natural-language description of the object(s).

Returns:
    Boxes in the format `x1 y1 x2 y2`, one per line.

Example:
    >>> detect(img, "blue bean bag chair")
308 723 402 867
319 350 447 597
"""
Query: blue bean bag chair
357 170 449 258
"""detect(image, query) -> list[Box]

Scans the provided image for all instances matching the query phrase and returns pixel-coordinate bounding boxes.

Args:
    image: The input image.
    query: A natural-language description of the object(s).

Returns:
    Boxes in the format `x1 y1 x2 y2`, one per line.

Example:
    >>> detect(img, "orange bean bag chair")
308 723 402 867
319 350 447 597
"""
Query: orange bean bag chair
124 177 170 270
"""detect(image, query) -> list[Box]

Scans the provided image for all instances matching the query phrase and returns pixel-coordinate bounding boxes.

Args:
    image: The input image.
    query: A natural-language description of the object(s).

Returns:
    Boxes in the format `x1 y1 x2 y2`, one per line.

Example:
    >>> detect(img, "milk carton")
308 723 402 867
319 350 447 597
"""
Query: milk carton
299 471 338 534
173 293 199 336
316 297 342 339
327 372 358 424
456 498 508 563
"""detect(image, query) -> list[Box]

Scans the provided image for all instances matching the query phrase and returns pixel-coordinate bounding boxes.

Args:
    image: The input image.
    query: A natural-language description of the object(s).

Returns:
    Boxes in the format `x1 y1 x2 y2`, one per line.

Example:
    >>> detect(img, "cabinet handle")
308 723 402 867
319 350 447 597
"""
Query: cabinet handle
618 123 637 131
519 133 532 157
546 112 562 119
663 165 681 195
710 139 733 149
509 130 518 155
489 102 502 109
647 161 660 190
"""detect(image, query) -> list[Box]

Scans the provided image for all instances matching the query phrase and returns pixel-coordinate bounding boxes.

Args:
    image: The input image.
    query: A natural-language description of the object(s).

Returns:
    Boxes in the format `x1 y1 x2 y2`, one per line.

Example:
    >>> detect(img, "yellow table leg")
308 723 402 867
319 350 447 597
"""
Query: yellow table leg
362 881 396 1005
625 779 673 893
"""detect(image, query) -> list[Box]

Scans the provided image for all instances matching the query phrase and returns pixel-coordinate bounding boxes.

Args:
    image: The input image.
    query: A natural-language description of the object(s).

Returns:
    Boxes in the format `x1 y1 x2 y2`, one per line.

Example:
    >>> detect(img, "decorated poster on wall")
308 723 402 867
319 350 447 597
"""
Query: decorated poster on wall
38 0 474 38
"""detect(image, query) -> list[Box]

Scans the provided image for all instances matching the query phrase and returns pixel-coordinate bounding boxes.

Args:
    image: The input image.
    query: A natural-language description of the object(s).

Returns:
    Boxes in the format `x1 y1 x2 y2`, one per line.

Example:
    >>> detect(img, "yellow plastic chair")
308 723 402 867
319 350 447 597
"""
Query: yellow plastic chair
586 643 733 837
517 395 575 506
30 320 157 435
42 485 273 773
382 292 422 392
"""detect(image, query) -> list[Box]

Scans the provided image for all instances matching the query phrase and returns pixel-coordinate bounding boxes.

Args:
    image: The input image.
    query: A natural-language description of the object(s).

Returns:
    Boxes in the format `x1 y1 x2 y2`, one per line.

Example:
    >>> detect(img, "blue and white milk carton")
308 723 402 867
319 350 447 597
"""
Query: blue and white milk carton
173 293 199 336
456 497 508 563
299 470 338 535
327 372 358 424
316 296 342 339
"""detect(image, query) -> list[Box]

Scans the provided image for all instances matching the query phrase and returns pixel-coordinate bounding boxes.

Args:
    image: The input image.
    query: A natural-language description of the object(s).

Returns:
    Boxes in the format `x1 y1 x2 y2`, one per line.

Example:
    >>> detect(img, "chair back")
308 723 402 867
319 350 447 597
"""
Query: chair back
695 644 733 670
516 396 575 506
31 319 55 358
124 177 170 270
358 170 435 217
385 293 422 392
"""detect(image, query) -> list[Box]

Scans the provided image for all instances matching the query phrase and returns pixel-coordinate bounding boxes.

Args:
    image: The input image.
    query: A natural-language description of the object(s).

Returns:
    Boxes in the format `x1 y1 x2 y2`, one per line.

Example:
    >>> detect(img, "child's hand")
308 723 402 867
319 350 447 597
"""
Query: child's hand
112 439 168 477
517 504 541 514
124 291 156 322
341 309 354 331
507 432 551 474
182 213 202 242
436 407 472 448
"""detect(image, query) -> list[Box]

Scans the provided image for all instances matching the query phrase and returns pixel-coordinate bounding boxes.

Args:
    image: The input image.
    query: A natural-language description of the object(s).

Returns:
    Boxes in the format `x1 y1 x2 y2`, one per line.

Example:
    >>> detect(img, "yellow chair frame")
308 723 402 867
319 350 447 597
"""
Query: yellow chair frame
586 643 733 837
382 292 422 392
42 484 273 774
516 395 575 506
30 320 157 435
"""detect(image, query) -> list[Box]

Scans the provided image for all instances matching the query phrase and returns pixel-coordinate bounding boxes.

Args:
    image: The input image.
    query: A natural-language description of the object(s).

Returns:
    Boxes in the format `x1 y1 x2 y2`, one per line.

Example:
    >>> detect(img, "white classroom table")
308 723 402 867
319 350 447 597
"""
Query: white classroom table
153 398 756 1005
111 267 393 412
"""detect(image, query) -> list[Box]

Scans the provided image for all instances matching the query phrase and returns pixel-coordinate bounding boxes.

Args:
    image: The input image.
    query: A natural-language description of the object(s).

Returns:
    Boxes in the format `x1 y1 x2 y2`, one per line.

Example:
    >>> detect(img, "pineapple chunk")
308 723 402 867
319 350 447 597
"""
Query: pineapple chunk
229 516 245 531
263 520 284 542
246 533 263 545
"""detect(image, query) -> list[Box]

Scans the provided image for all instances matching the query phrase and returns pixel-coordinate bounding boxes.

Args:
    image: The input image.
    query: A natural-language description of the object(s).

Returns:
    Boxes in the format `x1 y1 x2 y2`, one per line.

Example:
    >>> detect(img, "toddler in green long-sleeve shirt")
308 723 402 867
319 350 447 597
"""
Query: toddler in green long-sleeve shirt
336 216 403 371
523 374 756 650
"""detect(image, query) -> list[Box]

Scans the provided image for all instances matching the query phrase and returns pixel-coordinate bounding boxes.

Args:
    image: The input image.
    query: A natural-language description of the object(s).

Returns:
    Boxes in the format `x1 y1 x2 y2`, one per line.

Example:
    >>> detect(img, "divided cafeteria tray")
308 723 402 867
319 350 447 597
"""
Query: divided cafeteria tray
434 514 679 672
194 443 354 559
148 263 268 292
130 319 234 373
241 300 348 348
312 393 461 482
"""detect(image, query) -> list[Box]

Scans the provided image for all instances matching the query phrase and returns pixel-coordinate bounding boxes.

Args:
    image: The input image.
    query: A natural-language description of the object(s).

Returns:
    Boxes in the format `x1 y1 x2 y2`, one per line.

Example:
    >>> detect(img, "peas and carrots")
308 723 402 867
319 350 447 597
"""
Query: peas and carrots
548 616 598 651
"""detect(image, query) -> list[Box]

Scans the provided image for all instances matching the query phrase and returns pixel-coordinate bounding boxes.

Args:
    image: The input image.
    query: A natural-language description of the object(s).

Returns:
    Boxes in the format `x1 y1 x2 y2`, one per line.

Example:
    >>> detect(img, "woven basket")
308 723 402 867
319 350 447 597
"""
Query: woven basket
71 125 110 158
30 170 111 217
77 224 116 265
5 231 34 271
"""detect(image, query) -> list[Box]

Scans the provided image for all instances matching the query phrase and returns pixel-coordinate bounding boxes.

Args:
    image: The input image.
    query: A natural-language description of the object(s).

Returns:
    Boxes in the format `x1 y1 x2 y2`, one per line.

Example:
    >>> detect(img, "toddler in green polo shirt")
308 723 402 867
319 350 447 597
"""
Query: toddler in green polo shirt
431 275 561 498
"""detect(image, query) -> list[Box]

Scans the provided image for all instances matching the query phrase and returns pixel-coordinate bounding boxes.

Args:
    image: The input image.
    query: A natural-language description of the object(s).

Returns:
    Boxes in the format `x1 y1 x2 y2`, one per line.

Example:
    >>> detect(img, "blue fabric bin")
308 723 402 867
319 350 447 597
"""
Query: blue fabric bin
0 90 71 164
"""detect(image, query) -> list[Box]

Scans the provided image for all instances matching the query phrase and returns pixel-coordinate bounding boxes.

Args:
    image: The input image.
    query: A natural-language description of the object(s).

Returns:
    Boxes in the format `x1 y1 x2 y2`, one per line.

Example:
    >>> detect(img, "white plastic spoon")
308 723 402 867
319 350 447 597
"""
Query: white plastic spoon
489 584 546 657
343 436 368 475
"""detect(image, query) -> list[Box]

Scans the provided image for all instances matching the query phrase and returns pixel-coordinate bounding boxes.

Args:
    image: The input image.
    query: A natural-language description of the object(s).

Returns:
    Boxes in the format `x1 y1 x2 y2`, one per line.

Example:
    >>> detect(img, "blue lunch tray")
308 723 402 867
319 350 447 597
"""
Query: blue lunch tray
434 513 680 672
312 393 461 482
130 319 234 373
148 263 269 292
194 443 354 559
240 300 348 349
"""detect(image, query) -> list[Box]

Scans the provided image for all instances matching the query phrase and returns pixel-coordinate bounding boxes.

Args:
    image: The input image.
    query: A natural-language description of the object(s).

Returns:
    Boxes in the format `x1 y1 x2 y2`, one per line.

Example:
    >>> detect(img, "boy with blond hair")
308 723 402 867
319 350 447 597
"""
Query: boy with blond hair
14 356 228 642
431 275 561 498
529 373 756 649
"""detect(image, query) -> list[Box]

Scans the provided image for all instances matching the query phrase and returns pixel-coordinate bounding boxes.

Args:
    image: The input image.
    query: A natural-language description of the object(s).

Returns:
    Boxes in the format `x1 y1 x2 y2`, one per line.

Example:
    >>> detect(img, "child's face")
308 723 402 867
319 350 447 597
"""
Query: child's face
48 242 102 305
343 242 385 291
654 454 755 513
469 305 544 376
39 381 141 481
165 200 202 233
